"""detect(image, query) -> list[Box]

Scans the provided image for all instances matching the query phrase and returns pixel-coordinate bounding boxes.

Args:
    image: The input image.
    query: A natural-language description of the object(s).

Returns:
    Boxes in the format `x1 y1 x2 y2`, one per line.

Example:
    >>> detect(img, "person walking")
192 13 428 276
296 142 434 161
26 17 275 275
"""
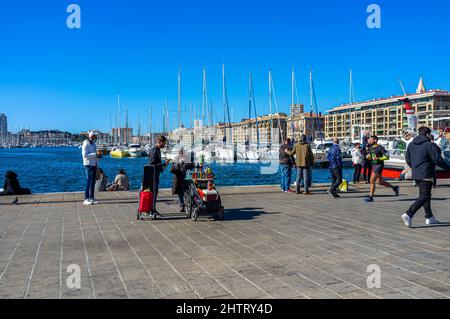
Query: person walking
279 138 293 193
401 127 450 228
430 135 442 188
286 135 314 195
362 144 372 184
327 138 343 199
364 136 399 203
82 131 99 205
170 149 195 212
148 135 170 215
351 143 364 184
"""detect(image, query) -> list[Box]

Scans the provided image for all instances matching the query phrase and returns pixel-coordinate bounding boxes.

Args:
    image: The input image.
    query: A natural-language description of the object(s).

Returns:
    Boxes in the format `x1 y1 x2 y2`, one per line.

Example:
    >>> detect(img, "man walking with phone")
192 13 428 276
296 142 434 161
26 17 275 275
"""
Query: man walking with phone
401 127 450 227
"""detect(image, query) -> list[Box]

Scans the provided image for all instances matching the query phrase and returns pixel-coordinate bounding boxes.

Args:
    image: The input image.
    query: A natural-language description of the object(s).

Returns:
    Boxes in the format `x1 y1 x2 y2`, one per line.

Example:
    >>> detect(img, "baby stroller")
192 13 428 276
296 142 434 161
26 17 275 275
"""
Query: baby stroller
136 165 158 220
183 168 224 222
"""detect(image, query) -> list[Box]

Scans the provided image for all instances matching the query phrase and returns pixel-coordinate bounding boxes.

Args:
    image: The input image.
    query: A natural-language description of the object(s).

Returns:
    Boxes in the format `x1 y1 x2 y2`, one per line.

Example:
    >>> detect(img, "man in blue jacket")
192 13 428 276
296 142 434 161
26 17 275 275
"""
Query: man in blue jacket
402 127 450 228
327 138 343 199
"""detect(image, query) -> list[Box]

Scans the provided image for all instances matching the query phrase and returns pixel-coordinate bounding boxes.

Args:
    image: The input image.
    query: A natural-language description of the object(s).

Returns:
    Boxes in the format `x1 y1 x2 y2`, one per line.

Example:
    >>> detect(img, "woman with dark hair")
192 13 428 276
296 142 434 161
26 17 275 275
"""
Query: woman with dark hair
170 149 195 212
95 168 109 192
0 171 31 204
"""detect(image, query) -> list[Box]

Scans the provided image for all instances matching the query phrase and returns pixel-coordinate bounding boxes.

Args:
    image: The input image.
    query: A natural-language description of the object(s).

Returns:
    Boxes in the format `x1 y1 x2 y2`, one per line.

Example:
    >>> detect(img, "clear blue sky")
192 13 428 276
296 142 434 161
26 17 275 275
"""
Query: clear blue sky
0 0 449 133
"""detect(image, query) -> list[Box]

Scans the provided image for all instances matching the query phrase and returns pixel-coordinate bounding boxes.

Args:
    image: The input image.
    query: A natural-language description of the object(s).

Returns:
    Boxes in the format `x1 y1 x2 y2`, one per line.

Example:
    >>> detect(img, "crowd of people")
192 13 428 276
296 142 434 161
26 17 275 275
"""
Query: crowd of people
279 127 449 227
2 127 448 229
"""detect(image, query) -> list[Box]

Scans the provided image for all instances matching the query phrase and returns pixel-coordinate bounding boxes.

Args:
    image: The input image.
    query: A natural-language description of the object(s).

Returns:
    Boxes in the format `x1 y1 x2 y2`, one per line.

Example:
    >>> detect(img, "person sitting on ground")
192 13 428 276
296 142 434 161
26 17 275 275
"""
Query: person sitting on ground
0 171 31 204
108 169 130 191
171 149 195 212
95 168 109 192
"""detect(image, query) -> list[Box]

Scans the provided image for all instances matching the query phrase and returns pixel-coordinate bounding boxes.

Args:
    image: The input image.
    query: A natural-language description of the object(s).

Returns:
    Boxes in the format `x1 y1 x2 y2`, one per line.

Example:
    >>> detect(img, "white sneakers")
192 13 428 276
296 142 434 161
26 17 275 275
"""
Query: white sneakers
401 214 412 228
401 214 441 228
426 217 440 225
83 199 93 206
83 199 99 206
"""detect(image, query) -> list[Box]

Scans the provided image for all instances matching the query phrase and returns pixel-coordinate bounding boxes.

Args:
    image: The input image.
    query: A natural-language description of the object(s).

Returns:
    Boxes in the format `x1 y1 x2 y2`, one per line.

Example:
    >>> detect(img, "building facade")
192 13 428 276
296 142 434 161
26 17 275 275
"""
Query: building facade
325 89 450 141
18 130 74 145
287 108 325 141
0 113 7 142
213 114 288 146
111 128 133 145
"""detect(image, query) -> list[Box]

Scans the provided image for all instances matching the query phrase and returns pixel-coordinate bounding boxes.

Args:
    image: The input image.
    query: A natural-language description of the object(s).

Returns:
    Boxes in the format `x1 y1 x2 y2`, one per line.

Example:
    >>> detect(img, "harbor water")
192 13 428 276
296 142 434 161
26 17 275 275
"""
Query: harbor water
0 147 355 194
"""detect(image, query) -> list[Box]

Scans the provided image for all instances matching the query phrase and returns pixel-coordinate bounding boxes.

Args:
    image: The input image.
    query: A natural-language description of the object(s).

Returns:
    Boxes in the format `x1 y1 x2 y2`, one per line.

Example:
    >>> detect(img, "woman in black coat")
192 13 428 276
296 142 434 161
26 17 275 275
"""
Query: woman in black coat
170 151 194 212
0 171 31 204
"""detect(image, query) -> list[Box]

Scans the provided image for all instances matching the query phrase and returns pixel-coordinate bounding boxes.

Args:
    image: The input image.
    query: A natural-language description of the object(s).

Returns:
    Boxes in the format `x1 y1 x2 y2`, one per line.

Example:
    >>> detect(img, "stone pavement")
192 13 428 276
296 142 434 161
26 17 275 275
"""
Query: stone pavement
1 181 450 299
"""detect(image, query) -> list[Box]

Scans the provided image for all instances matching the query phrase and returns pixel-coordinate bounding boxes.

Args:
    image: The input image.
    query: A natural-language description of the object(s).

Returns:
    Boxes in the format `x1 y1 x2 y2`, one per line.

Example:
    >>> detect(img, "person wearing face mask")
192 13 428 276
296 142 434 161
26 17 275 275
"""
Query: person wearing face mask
82 131 100 205
148 135 171 216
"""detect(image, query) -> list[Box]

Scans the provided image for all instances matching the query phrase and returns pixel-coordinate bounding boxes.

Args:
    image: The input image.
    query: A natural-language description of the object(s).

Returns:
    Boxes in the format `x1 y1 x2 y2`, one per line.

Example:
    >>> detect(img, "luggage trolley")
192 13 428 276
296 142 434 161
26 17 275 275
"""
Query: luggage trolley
183 172 225 222
137 165 158 220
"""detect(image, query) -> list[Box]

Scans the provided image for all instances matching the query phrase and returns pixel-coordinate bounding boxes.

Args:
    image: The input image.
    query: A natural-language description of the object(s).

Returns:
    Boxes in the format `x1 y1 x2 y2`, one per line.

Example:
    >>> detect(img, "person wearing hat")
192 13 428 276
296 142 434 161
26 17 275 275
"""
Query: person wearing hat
82 131 99 205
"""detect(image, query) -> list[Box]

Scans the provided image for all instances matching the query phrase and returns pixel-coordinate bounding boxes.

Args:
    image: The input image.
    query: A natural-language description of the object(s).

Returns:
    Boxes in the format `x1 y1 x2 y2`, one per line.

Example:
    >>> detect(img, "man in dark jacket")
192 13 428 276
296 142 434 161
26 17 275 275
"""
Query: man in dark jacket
279 138 293 193
327 138 343 199
148 136 170 215
401 127 450 228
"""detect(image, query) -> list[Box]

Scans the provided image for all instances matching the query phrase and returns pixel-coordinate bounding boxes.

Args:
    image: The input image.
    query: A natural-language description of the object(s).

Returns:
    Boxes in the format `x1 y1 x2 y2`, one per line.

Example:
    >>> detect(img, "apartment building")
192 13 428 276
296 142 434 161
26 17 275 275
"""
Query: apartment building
325 79 450 140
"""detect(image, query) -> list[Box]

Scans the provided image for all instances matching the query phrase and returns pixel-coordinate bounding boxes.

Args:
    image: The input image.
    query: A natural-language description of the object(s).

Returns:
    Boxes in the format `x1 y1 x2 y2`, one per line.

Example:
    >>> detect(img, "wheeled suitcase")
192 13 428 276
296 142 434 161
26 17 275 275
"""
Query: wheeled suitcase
137 165 157 220
138 191 154 214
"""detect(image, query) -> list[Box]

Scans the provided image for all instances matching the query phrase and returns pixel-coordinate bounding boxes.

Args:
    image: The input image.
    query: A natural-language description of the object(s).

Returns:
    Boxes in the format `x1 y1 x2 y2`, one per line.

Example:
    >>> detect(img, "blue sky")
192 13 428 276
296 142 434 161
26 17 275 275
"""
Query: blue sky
0 0 449 133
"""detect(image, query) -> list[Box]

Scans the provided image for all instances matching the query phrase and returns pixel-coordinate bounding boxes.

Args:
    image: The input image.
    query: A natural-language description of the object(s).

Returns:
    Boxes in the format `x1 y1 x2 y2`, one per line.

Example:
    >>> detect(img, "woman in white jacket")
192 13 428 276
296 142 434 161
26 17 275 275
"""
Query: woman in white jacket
351 143 364 184
82 131 99 205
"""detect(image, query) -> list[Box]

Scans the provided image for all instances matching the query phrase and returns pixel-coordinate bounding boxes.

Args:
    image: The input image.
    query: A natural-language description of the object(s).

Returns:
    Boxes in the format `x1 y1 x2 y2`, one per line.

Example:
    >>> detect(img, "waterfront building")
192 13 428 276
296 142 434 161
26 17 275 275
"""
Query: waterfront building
18 129 74 145
286 105 325 141
0 113 7 143
325 79 450 140
112 128 133 145
80 131 112 144
214 113 288 146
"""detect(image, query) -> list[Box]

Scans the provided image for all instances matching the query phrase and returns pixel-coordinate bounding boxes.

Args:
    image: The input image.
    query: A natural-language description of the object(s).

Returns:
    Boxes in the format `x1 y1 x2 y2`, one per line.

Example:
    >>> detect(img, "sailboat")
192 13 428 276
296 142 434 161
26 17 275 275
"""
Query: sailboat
213 65 235 162
110 94 130 158
260 70 282 160
236 72 260 161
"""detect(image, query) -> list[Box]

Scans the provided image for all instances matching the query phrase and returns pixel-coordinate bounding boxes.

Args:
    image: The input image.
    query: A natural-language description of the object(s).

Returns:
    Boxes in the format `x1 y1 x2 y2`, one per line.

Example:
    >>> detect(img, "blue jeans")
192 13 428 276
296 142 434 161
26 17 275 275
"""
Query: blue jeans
296 167 311 193
85 166 97 200
280 164 292 192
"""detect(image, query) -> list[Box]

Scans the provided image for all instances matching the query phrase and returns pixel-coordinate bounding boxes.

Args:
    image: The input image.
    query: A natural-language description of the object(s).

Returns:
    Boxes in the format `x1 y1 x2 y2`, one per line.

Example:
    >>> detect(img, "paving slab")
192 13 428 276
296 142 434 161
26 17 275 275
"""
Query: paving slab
1 181 450 299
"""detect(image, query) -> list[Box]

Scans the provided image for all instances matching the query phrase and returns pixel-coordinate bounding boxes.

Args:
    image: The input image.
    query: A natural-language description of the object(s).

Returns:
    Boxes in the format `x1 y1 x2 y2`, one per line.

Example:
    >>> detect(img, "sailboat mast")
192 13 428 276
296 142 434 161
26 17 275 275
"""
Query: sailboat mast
178 68 182 128
269 70 273 145
202 68 208 127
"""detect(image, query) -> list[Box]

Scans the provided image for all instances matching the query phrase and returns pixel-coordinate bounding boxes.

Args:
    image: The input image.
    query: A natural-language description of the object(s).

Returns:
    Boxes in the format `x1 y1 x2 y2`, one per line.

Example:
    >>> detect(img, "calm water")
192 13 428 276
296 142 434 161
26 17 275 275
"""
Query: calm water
0 147 355 194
